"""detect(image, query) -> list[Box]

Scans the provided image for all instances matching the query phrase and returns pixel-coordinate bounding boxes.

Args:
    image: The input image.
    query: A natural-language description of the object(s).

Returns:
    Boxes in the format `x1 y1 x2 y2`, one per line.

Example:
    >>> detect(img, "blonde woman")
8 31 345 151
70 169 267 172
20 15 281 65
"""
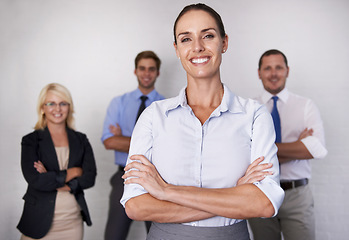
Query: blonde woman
17 83 97 240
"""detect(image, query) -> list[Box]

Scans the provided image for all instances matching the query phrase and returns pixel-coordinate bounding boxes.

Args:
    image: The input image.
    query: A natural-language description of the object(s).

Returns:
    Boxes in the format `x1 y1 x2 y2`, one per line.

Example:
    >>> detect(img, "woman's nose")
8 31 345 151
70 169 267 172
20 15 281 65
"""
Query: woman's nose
193 39 204 52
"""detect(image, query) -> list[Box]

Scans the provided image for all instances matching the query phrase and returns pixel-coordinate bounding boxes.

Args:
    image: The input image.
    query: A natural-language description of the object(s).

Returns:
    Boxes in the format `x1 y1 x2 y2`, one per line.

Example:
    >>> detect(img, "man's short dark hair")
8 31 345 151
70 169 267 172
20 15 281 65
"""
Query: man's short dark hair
258 49 288 69
135 51 161 70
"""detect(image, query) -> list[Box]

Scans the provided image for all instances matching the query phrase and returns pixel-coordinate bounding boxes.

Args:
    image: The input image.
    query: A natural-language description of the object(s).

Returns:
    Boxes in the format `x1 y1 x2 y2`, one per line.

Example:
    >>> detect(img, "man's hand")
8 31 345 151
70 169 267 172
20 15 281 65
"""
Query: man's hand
276 127 314 163
109 123 122 136
298 128 313 140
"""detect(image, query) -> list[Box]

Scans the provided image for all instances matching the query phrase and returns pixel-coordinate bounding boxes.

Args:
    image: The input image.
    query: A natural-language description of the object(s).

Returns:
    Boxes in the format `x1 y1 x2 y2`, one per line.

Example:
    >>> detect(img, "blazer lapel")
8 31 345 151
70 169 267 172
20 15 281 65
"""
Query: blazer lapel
38 127 60 171
67 128 79 167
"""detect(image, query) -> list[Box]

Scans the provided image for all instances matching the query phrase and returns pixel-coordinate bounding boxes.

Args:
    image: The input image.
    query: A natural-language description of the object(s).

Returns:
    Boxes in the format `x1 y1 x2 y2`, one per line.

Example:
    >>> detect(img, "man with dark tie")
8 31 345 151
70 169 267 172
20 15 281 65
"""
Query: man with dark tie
248 49 327 240
101 51 164 240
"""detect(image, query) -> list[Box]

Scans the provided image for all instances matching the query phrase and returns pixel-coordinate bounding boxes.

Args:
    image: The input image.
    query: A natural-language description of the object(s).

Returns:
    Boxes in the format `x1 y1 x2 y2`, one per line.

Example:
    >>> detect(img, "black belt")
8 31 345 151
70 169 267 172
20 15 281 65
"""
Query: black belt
118 165 125 172
280 178 308 191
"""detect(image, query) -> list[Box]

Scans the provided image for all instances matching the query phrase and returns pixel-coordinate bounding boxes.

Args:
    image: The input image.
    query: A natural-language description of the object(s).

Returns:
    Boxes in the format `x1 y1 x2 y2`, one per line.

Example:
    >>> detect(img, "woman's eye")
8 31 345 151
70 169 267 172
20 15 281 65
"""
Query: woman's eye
204 34 214 39
181 38 190 43
46 102 56 107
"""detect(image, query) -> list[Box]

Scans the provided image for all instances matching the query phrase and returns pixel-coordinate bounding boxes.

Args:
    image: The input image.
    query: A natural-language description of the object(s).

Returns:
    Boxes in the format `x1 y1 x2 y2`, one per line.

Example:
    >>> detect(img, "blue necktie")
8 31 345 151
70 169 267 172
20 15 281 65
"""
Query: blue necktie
271 96 281 143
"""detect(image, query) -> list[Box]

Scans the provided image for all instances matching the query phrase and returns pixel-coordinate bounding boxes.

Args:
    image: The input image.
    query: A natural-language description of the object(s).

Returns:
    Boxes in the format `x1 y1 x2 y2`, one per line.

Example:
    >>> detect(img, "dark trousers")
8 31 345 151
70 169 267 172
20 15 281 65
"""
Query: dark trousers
104 170 151 240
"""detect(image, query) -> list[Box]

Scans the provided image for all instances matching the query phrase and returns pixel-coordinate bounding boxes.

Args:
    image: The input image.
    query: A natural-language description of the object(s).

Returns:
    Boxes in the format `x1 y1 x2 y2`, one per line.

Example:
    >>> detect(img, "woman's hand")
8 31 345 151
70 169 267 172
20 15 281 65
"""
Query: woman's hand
34 160 83 183
57 185 71 192
122 155 168 200
237 156 273 186
66 167 83 182
34 161 47 173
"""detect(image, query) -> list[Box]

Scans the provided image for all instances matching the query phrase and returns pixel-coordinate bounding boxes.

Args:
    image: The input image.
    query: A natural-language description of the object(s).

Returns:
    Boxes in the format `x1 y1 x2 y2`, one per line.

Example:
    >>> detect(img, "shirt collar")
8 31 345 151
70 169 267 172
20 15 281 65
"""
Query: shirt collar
261 88 289 104
164 84 245 117
163 87 186 116
218 84 245 115
134 88 158 101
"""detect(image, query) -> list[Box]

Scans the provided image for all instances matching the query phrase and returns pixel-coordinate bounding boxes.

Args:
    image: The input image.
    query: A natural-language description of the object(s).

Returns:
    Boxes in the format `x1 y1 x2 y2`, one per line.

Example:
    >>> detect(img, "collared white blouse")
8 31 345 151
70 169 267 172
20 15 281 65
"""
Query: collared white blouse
121 84 284 227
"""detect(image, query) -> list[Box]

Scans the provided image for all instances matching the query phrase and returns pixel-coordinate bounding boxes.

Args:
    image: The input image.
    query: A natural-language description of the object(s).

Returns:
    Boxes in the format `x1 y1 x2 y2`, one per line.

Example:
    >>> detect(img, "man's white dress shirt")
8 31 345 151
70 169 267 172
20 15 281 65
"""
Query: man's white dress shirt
256 88 327 181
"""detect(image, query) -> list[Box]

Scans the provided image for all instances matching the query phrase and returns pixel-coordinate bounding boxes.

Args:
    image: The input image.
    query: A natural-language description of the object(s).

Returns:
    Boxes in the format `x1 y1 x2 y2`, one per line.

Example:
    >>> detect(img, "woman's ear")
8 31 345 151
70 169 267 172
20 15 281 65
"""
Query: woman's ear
222 34 229 53
173 42 180 59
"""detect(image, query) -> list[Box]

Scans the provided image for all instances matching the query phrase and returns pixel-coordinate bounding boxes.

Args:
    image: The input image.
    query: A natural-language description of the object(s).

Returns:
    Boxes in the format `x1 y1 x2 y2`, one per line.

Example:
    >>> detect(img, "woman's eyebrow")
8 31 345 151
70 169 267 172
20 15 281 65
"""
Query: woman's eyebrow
177 28 216 38
177 31 190 38
201 28 216 33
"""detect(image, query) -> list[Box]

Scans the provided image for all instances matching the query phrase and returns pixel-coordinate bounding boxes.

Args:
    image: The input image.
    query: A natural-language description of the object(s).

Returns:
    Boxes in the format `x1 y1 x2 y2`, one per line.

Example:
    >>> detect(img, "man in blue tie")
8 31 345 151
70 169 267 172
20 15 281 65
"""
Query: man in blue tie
249 49 327 240
101 51 165 240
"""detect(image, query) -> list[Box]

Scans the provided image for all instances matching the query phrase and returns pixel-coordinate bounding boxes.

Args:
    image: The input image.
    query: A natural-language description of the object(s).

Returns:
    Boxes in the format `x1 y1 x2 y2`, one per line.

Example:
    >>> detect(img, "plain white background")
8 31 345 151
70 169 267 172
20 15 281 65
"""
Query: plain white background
1 0 348 239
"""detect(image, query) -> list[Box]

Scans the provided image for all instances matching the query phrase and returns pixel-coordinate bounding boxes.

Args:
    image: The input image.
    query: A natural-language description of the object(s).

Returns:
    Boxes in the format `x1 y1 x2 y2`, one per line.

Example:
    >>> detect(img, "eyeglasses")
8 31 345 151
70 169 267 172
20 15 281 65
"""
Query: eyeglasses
44 102 70 108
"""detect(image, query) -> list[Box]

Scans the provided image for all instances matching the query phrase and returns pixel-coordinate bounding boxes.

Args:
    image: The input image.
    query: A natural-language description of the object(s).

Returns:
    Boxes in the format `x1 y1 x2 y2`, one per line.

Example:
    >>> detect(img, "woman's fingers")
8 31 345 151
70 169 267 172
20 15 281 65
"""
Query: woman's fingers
123 155 154 179
237 170 273 185
34 160 47 173
124 155 152 171
123 154 168 200
122 170 139 180
237 156 274 186
248 170 273 182
246 158 273 177
245 156 265 174
130 154 151 164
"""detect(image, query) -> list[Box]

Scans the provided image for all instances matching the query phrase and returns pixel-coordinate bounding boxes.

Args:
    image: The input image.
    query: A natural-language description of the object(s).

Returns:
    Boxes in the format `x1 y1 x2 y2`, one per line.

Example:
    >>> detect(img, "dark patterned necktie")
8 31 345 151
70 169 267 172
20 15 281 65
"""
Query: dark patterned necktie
271 96 281 143
136 95 148 123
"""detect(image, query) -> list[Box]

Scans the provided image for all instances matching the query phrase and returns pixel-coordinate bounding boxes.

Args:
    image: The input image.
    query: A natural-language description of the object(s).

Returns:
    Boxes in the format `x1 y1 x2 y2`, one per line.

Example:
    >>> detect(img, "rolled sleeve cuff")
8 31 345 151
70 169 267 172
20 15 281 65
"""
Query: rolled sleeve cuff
101 133 114 143
120 183 147 208
254 179 285 217
301 136 328 159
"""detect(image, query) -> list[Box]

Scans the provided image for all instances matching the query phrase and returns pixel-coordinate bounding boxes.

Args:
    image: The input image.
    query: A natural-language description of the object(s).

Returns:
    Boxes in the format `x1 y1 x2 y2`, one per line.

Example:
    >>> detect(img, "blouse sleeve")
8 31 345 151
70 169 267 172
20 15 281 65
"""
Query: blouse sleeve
250 103 285 216
120 104 155 207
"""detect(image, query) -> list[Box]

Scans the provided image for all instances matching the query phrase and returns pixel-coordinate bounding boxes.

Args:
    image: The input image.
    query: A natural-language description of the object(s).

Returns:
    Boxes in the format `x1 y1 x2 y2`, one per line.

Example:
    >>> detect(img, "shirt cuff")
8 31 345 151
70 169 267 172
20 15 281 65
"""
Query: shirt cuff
101 133 114 142
56 170 67 188
301 136 328 159
66 179 81 194
120 183 147 208
254 179 285 217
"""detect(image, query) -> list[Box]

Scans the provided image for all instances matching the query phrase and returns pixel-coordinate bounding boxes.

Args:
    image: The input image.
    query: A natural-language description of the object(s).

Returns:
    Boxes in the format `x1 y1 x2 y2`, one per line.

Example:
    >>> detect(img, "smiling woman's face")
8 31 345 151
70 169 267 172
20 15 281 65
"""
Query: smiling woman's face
42 91 69 127
174 10 228 81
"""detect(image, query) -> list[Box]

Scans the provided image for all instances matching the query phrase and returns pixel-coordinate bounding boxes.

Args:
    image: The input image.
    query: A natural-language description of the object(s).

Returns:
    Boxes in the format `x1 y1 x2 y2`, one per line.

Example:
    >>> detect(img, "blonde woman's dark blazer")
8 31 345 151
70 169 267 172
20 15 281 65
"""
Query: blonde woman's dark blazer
17 127 97 239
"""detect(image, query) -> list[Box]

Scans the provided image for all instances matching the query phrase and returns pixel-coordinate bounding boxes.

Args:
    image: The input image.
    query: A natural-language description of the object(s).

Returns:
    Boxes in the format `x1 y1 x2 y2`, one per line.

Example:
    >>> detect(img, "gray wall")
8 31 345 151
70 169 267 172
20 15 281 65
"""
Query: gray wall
1 0 348 239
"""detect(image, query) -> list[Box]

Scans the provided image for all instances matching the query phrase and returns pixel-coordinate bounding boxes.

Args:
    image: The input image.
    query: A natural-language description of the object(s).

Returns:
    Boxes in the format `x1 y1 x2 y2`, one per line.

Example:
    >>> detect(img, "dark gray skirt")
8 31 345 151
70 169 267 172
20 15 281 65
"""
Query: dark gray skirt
146 220 250 240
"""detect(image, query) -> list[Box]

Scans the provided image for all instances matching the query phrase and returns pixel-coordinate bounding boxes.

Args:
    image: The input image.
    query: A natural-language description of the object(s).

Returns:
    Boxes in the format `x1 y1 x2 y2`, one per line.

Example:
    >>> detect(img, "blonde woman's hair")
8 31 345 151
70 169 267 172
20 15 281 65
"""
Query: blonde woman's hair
34 83 75 130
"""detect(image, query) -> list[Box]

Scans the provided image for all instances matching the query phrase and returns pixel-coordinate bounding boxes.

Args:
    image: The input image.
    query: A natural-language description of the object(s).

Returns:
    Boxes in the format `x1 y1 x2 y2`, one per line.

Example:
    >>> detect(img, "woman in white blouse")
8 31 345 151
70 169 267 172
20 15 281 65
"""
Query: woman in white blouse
121 3 284 240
